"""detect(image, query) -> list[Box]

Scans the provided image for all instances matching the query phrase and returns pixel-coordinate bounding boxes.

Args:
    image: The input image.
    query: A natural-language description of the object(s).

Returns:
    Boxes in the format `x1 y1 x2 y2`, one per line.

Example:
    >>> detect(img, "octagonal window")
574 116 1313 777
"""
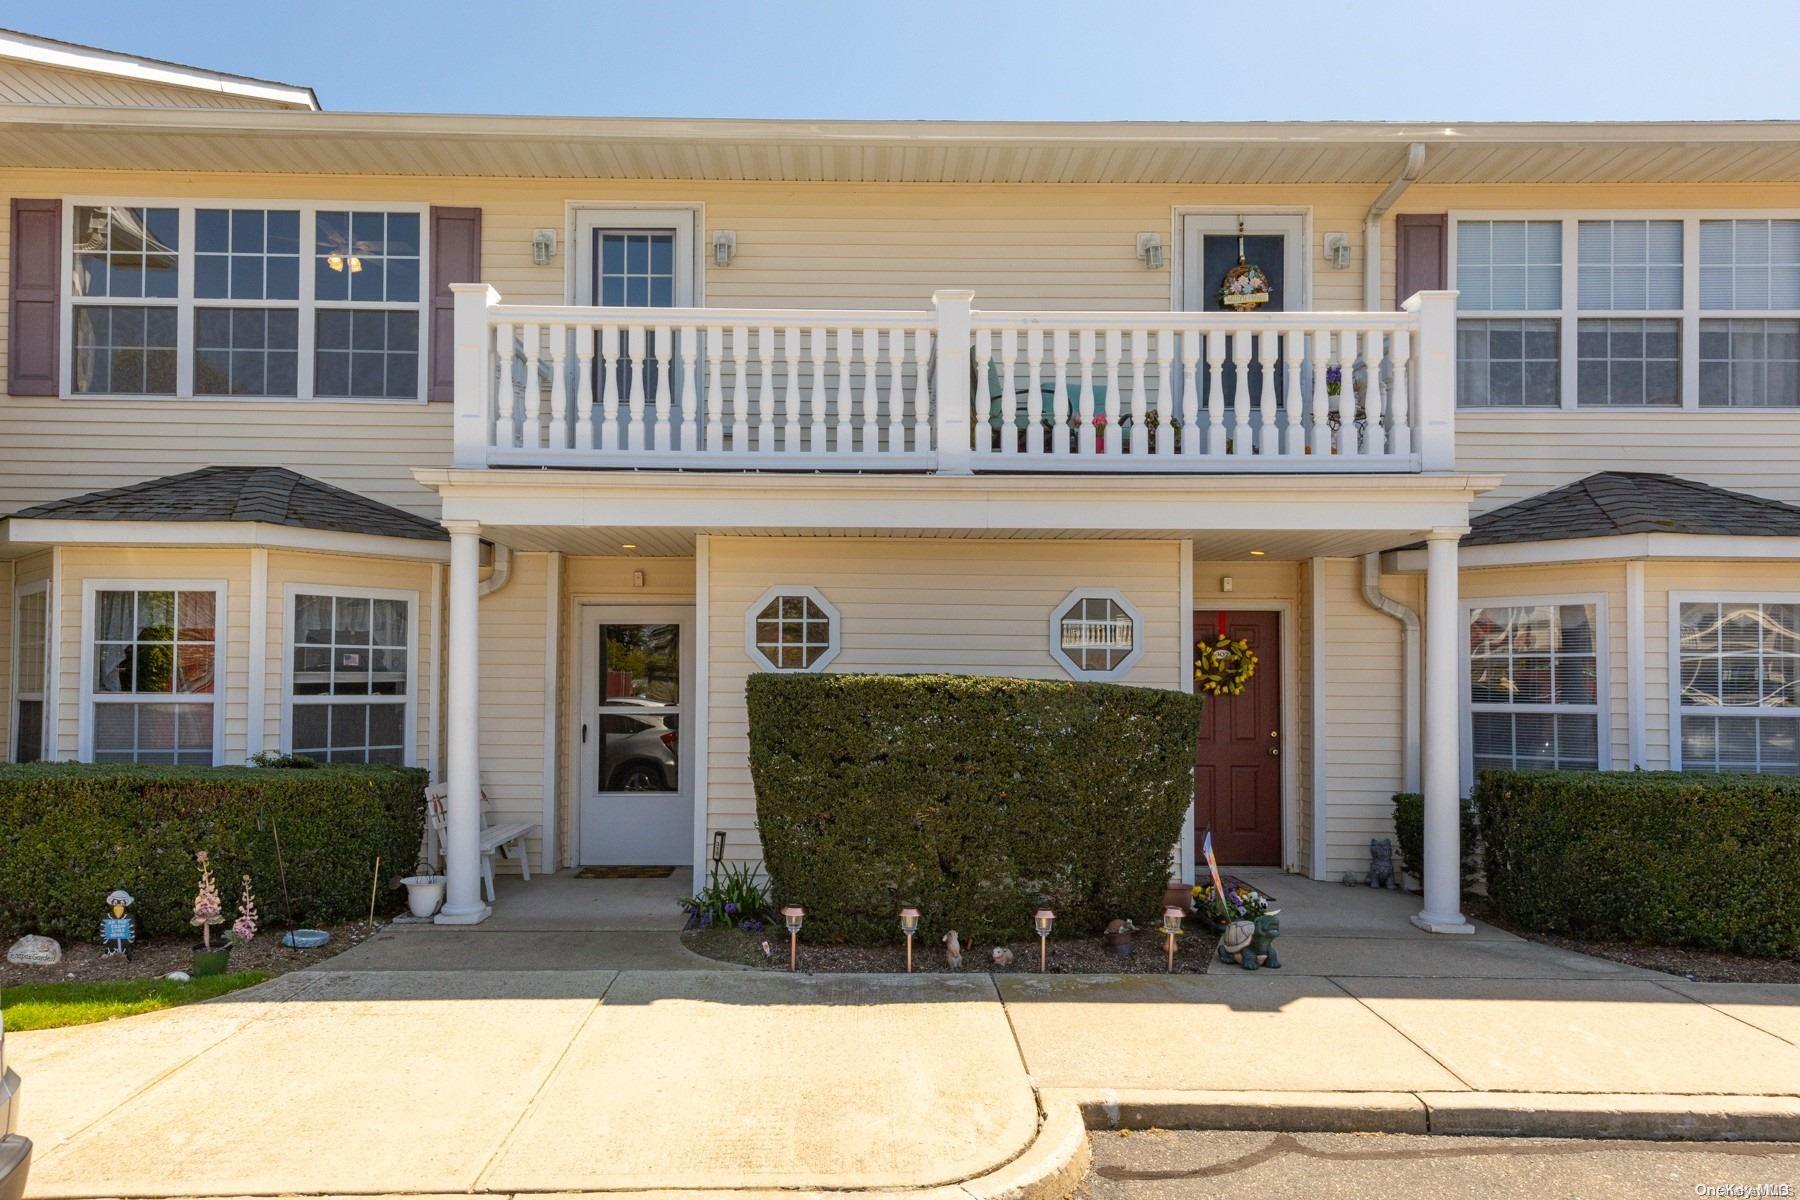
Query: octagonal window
1050 589 1143 680
746 586 840 672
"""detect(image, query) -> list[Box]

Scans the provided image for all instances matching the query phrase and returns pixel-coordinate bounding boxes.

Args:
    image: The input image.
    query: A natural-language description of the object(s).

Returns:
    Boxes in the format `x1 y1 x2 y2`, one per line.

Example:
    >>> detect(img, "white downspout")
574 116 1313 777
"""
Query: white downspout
1362 552 1421 794
478 541 513 598
1363 142 1427 310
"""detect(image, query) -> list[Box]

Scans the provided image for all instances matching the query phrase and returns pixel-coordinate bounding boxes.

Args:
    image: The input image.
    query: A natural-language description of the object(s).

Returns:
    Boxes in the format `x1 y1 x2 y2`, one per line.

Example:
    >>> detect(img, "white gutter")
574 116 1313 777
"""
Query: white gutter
1361 552 1421 793
478 541 513 597
1363 142 1427 310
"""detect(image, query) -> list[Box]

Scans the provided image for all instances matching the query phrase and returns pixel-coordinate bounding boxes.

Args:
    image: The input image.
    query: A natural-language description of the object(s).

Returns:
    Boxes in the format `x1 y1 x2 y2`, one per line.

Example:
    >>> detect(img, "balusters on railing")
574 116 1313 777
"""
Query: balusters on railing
1390 326 1412 457
465 294 1436 472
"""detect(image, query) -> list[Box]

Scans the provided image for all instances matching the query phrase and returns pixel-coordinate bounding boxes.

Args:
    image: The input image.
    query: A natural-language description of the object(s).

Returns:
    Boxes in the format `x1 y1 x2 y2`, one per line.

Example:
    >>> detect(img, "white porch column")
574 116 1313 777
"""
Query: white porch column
436 519 490 925
1413 527 1473 935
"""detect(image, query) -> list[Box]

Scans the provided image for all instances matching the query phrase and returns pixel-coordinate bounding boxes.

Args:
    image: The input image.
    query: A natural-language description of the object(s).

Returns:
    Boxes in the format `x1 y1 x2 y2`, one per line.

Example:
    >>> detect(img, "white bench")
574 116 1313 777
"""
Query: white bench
424 784 540 904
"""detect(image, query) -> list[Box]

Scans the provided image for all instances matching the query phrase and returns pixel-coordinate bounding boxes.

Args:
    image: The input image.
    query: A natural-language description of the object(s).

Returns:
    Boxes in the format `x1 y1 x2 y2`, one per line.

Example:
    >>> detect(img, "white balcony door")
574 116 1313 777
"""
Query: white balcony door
577 605 695 866
571 207 697 308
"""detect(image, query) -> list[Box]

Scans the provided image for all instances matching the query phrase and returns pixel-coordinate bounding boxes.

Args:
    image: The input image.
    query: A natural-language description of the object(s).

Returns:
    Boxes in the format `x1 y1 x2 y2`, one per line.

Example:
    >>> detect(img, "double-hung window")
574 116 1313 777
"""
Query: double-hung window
84 584 222 765
65 201 426 401
286 587 415 764
1675 598 1800 773
10 582 48 763
1454 213 1800 409
1465 599 1604 783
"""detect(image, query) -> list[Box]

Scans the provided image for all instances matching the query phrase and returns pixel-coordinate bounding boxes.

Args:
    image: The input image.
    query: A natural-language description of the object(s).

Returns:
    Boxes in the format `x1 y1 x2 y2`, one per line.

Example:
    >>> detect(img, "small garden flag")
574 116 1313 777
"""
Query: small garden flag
1202 829 1227 903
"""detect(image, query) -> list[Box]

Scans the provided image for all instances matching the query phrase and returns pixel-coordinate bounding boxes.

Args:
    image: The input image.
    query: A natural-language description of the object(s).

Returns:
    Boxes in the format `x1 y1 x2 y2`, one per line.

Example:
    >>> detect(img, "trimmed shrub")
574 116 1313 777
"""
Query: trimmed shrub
1391 792 1480 889
0 763 426 941
1474 770 1800 958
747 672 1202 944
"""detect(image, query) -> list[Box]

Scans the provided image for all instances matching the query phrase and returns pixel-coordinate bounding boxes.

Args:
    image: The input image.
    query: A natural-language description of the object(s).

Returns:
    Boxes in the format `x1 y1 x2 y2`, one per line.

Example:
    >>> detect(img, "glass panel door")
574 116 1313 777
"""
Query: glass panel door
595 622 681 794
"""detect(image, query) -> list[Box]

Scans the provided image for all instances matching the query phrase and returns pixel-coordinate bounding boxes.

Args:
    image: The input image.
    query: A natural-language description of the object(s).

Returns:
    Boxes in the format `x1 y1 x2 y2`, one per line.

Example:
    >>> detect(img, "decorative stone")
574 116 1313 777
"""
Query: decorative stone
164 971 191 982
6 934 62 965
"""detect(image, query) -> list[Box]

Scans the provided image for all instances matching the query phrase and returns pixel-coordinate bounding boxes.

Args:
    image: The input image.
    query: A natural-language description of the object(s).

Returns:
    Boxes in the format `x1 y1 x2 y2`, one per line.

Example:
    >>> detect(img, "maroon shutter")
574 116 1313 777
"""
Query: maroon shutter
1393 213 1447 311
9 198 61 396
427 206 482 402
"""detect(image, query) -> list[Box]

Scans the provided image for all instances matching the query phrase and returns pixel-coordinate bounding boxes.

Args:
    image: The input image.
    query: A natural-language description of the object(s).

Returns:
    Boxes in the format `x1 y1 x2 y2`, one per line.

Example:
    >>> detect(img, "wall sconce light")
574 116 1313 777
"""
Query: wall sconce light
1323 232 1352 270
1033 908 1055 971
899 905 920 972
712 230 736 267
781 904 805 970
1136 232 1164 270
1161 906 1184 972
532 228 558 266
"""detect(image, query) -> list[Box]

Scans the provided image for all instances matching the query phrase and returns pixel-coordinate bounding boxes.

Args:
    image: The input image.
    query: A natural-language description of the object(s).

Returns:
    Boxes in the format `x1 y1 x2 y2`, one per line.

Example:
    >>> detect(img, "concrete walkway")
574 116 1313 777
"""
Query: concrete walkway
11 869 1800 1198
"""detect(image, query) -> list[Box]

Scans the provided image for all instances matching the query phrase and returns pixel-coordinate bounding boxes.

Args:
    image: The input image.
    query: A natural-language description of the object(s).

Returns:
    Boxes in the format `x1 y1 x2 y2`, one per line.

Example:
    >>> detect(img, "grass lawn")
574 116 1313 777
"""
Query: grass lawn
1 971 270 1031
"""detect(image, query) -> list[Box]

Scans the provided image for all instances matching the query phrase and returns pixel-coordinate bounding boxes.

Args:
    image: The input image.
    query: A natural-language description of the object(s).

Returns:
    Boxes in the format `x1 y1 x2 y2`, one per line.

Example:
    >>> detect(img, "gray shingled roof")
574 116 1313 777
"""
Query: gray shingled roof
12 466 447 542
1463 472 1800 547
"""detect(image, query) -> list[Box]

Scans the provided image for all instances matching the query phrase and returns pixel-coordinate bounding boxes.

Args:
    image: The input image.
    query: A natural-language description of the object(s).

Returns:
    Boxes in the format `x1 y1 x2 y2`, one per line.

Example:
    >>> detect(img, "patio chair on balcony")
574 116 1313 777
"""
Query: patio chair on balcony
424 784 540 903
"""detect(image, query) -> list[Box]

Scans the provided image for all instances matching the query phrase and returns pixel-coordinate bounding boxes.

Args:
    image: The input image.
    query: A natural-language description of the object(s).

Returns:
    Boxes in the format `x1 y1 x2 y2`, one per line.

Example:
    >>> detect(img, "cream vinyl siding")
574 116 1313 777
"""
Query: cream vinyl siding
706 536 1183 866
0 170 1381 519
52 546 250 761
1316 558 1410 878
0 60 301 110
556 556 696 870
261 550 436 768
472 551 551 871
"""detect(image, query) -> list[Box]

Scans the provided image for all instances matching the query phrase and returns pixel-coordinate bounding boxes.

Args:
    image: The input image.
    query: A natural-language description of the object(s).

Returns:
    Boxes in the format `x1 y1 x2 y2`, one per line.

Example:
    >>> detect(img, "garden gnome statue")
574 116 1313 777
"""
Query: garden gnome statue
102 888 136 958
943 929 963 970
1366 838 1399 890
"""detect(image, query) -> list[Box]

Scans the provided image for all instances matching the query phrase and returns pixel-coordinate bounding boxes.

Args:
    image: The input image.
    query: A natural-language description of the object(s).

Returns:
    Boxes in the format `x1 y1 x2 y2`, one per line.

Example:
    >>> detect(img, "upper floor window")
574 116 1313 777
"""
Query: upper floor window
1453 213 1800 411
66 201 425 402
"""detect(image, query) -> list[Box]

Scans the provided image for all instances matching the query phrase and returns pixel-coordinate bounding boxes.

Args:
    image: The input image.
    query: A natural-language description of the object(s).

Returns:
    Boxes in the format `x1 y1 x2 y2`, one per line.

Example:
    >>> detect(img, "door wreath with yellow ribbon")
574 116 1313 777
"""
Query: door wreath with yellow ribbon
1195 633 1258 696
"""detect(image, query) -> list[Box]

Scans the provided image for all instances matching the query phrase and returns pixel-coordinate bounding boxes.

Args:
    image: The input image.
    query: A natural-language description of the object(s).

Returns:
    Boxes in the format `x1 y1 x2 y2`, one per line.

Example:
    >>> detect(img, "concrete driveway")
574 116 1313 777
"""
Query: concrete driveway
11 869 1800 1197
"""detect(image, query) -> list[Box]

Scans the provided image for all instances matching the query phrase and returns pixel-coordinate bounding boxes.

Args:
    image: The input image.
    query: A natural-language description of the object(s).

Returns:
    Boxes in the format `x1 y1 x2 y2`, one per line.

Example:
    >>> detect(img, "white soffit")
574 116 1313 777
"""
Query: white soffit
1 110 1799 183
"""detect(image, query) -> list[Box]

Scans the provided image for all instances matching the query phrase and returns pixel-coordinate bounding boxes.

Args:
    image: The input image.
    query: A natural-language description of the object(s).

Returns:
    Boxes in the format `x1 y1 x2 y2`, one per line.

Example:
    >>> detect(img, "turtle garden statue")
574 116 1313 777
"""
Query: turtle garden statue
1217 911 1281 970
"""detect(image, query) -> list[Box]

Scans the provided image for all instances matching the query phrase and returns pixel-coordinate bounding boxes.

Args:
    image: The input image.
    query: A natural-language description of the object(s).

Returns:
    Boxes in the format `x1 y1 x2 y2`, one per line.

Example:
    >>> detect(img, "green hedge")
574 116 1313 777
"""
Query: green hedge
0 763 427 942
1391 792 1480 889
747 672 1202 943
1474 770 1800 958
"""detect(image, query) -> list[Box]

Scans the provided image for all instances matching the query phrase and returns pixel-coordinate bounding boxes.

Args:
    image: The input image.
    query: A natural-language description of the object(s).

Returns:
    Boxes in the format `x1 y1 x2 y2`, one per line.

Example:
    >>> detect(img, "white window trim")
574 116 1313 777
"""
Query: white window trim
1667 590 1800 773
1459 591 1612 793
1449 208 1800 412
58 196 430 404
744 584 840 673
279 582 420 766
564 202 703 308
1050 587 1145 682
9 578 48 762
78 578 228 765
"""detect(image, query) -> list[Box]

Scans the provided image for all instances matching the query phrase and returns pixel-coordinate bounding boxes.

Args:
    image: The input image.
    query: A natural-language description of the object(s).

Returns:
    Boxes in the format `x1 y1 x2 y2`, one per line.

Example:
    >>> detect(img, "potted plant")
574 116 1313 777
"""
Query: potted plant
190 851 231 977
399 857 446 918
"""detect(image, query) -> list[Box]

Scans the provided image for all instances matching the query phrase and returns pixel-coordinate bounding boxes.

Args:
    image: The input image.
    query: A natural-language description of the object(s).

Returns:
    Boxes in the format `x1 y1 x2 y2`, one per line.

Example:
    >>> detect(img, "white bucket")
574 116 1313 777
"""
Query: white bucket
400 874 447 918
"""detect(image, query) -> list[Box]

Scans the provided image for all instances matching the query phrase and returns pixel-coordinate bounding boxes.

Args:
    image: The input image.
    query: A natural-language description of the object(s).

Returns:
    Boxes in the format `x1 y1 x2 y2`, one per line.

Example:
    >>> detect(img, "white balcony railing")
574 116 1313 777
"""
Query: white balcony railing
451 285 1457 474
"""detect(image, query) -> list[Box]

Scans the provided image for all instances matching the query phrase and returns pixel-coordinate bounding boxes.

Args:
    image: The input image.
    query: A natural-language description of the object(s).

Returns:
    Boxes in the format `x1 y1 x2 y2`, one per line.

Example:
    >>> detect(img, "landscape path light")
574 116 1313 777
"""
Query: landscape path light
899 905 921 972
781 905 805 971
1033 908 1055 972
1162 906 1184 972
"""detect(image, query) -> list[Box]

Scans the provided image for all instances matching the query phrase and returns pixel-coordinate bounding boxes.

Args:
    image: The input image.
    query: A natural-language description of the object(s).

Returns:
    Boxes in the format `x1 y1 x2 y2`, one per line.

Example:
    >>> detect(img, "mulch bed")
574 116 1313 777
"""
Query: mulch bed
1 921 378 988
1463 898 1800 984
683 925 1222 974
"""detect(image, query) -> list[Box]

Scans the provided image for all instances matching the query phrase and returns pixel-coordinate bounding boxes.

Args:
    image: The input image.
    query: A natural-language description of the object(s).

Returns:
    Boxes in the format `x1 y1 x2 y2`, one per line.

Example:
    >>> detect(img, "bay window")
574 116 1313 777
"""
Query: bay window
1675 598 1800 774
11 582 47 763
1453 212 1800 409
1465 600 1604 781
64 201 426 401
285 588 415 764
84 584 222 765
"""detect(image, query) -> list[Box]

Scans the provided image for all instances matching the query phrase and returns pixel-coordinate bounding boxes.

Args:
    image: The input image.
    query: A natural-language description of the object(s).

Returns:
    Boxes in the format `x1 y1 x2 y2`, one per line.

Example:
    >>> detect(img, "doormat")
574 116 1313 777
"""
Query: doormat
576 865 676 879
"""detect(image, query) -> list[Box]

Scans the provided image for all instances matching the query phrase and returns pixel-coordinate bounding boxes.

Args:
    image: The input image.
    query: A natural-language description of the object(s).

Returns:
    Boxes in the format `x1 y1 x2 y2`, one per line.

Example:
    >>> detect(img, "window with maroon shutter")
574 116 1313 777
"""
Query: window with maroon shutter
428 206 482 402
9 198 61 396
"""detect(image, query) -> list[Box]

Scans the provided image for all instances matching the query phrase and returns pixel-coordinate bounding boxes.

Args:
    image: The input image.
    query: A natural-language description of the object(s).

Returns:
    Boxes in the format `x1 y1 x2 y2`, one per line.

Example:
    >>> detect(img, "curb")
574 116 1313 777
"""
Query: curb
1050 1086 1800 1144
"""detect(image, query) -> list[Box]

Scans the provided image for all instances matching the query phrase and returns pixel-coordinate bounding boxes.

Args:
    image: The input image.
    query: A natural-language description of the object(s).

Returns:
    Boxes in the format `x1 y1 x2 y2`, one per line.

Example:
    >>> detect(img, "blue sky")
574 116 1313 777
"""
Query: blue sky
22 0 1800 121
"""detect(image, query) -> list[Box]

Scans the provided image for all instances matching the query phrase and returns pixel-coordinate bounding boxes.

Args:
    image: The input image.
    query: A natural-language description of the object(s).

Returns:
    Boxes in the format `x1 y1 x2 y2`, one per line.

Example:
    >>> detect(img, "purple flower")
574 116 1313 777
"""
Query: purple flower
740 918 765 933
724 902 739 916
699 912 713 928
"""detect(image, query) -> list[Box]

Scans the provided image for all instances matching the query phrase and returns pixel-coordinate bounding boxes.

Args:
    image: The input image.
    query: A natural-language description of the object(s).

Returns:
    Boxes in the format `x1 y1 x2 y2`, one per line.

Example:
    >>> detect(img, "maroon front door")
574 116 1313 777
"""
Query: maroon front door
1194 610 1282 867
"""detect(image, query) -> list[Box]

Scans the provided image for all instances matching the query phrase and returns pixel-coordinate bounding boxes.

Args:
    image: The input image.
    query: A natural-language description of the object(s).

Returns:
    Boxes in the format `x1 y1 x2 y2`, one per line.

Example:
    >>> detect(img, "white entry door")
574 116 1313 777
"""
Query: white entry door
577 605 695 866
